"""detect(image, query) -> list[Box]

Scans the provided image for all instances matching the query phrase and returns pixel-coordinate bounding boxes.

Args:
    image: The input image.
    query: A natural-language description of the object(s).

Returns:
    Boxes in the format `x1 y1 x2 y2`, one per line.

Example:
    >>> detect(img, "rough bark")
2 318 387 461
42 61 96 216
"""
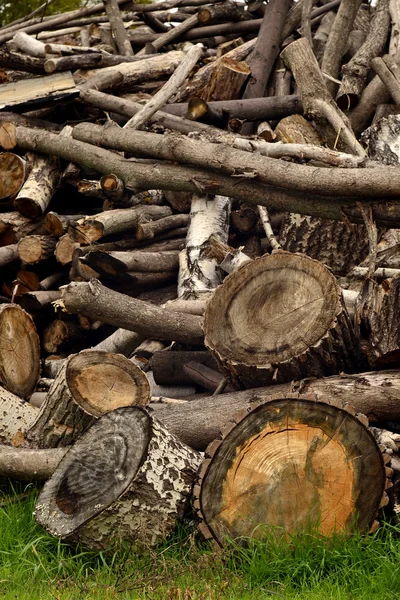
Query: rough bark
25 350 150 448
279 214 370 276
204 252 359 389
136 214 188 241
201 57 250 102
366 275 400 368
34 407 201 550
61 279 204 345
0 304 40 398
14 153 61 219
0 386 38 446
195 396 386 544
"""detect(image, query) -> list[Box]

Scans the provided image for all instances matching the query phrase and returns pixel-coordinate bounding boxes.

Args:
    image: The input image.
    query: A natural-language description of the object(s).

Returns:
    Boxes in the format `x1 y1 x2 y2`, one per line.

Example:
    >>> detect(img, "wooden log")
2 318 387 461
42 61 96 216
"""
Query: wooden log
61 279 204 345
0 45 45 75
18 290 61 313
149 370 400 450
34 406 201 550
202 56 250 102
240 0 292 134
336 0 391 110
55 234 80 266
69 205 172 244
0 212 47 244
0 386 38 445
12 124 400 226
42 319 83 354
194 395 386 544
203 252 359 389
279 214 371 276
0 152 27 201
12 31 46 58
103 0 134 56
18 235 56 265
45 212 84 238
76 50 185 92
0 304 40 398
14 153 61 219
281 38 365 156
164 95 303 122
365 275 400 368
136 214 189 241
0 72 79 112
320 0 361 95
178 194 231 300
371 55 400 105
0 445 66 480
151 350 218 385
25 351 150 449
124 44 204 129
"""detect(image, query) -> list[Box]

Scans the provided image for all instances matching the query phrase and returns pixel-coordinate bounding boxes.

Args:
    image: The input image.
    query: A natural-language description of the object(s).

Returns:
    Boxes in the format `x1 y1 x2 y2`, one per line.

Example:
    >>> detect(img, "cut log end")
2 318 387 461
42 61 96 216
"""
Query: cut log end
204 252 358 388
66 351 150 416
0 152 25 200
196 397 386 545
0 304 40 398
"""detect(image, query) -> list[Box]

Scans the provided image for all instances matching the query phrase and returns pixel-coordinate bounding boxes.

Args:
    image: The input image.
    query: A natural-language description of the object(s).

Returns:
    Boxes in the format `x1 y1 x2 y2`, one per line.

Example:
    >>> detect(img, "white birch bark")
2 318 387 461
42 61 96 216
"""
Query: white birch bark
178 194 231 299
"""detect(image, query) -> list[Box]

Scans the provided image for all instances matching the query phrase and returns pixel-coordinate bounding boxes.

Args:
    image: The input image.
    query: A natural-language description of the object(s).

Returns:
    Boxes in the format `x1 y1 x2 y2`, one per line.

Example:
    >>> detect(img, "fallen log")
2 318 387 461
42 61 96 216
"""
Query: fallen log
194 395 387 544
34 406 201 550
24 350 150 448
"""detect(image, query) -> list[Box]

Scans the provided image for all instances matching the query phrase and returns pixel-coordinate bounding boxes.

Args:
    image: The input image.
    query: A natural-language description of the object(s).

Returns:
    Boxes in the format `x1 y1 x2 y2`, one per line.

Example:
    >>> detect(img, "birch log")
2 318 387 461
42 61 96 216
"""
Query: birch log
34 407 201 550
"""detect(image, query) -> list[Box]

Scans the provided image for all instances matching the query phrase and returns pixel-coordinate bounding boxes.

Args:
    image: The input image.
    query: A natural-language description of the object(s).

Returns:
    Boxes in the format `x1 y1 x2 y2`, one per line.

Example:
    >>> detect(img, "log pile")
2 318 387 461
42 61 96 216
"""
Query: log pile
1 0 400 550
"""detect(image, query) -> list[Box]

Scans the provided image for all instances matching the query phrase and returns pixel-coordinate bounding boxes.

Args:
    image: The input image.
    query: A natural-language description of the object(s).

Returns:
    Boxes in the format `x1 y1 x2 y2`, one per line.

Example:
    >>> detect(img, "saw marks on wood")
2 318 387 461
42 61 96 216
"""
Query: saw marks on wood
198 399 385 544
67 351 150 416
0 304 40 398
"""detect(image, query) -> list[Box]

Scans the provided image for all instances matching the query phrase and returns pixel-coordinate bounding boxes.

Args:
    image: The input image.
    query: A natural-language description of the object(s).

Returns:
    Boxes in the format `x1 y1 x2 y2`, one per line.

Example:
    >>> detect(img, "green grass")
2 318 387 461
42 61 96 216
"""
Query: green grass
1 480 400 599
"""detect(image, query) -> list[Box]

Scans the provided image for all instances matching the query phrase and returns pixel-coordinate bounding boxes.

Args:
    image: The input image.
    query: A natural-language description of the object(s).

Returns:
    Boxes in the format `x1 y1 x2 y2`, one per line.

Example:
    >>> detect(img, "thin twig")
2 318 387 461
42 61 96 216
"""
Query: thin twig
258 205 282 250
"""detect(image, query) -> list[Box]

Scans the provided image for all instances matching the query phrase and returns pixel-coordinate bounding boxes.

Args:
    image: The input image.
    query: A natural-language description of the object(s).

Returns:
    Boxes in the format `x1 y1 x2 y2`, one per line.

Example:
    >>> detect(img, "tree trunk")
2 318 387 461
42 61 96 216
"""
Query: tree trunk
194 395 387 544
0 304 40 398
24 350 150 449
366 275 400 368
204 252 359 389
34 406 201 550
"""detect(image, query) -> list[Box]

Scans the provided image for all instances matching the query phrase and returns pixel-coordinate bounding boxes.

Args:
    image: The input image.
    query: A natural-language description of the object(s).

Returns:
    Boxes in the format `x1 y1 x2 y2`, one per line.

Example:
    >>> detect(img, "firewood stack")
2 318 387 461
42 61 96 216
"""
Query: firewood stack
1 0 400 550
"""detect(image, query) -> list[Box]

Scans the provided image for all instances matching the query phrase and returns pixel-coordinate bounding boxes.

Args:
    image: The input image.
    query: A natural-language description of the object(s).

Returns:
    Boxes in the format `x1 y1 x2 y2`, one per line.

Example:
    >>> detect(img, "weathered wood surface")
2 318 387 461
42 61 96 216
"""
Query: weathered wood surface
35 407 201 550
195 396 386 544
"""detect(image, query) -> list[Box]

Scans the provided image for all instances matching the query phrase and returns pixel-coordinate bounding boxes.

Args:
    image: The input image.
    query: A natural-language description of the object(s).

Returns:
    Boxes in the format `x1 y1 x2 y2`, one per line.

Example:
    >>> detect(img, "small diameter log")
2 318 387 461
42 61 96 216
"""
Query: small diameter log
178 194 231 300
0 304 40 398
45 212 83 238
14 153 61 219
336 0 391 110
43 320 82 354
0 212 47 244
103 0 134 56
124 44 204 129
204 252 359 389
25 351 150 449
195 396 386 544
34 406 201 550
0 445 66 481
0 386 38 445
151 350 218 385
136 214 188 241
202 57 250 102
62 280 204 346
321 0 362 95
153 370 400 450
281 38 365 156
0 152 26 201
371 55 400 105
0 244 18 268
12 31 46 58
18 235 56 265
55 234 80 266
107 250 179 272
69 205 172 244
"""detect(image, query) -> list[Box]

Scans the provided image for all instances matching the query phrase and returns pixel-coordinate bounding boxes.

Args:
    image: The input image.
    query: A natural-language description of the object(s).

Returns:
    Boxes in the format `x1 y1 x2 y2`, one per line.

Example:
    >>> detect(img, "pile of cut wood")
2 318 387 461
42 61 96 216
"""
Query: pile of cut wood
2 0 400 550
